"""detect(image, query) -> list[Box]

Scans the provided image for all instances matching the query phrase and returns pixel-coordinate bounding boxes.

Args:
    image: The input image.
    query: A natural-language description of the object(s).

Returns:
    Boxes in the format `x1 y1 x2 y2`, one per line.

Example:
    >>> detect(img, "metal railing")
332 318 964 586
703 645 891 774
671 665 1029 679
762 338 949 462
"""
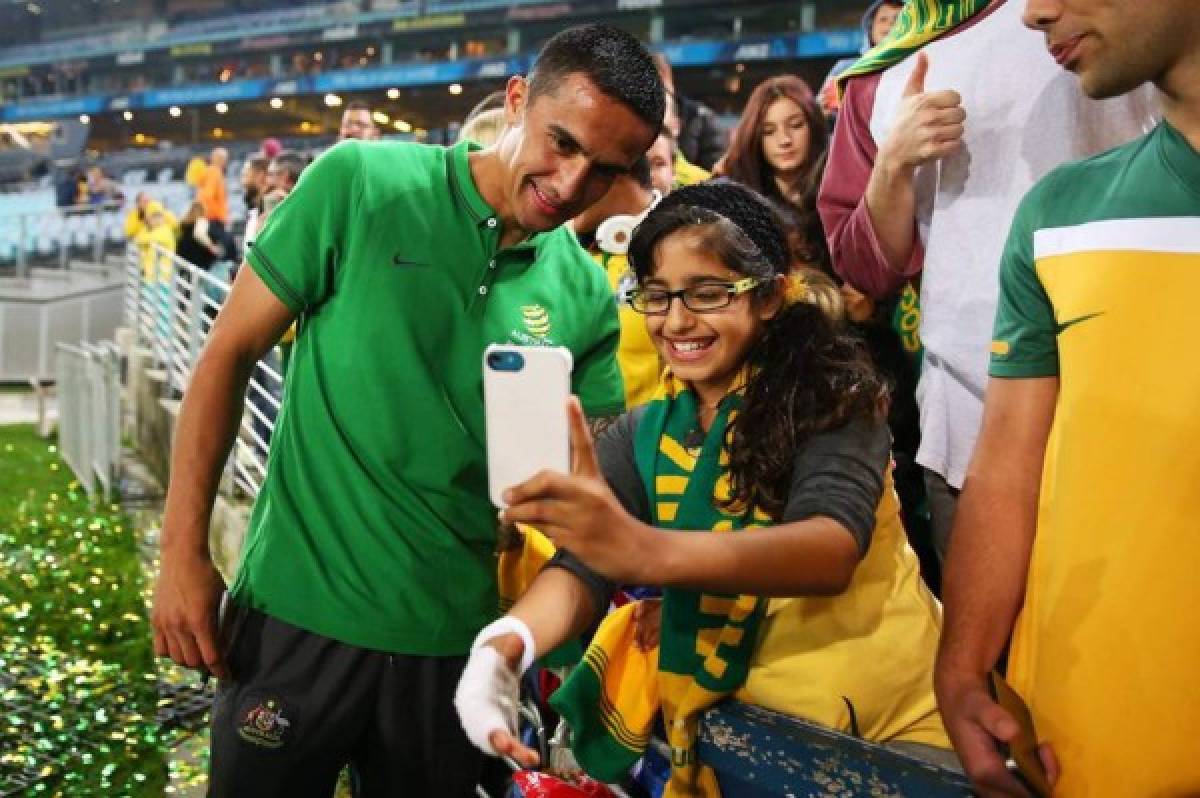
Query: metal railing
55 341 121 498
1 204 126 277
123 243 281 498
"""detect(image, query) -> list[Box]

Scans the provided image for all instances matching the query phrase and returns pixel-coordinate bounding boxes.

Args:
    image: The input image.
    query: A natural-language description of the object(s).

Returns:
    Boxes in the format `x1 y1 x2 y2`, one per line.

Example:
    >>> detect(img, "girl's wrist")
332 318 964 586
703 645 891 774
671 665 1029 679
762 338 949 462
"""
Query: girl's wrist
487 633 527 672
631 521 671 587
472 616 536 674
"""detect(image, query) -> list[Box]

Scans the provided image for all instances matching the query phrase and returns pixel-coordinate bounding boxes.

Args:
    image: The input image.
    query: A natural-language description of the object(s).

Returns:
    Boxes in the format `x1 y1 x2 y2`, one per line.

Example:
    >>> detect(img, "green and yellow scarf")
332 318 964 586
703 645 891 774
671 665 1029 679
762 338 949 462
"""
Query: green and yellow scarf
552 373 770 796
836 0 994 96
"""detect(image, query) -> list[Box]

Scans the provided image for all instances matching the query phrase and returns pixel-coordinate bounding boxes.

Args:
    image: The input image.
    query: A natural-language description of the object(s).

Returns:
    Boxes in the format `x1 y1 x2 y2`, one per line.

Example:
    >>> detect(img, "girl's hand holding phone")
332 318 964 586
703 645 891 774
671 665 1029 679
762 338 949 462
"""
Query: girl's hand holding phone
500 398 657 585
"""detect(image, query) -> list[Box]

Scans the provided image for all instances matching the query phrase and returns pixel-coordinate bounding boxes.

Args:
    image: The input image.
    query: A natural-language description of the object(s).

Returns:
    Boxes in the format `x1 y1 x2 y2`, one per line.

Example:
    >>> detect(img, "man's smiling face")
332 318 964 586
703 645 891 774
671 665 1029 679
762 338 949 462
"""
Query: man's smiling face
497 73 657 234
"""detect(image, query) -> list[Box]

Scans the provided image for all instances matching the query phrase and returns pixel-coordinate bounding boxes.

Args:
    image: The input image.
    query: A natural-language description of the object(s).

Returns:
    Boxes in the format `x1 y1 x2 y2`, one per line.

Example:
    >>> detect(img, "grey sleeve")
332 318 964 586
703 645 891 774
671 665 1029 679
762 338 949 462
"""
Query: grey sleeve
594 405 651 523
543 407 650 616
781 415 890 557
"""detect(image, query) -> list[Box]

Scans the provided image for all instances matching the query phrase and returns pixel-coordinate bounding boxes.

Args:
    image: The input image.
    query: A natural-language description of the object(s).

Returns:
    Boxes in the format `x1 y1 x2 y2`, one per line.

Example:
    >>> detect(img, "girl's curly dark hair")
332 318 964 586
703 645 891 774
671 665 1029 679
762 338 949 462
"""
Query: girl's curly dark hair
628 181 885 520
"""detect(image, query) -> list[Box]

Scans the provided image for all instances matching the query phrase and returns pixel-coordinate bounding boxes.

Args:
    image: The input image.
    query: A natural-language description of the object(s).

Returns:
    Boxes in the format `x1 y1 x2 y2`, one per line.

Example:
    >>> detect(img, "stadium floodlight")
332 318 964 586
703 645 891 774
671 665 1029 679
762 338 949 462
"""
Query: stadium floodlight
169 106 182 118
79 114 89 124
270 97 284 109
394 119 412 133
324 93 343 107
448 83 463 95
373 111 389 126
216 102 229 114
387 88 400 100
123 111 134 122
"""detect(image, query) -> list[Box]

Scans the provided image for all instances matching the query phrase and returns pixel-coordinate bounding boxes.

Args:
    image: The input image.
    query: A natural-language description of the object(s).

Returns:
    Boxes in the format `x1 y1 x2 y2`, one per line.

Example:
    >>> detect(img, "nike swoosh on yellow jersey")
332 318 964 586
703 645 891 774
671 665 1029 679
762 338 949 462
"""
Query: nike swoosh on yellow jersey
1054 311 1104 335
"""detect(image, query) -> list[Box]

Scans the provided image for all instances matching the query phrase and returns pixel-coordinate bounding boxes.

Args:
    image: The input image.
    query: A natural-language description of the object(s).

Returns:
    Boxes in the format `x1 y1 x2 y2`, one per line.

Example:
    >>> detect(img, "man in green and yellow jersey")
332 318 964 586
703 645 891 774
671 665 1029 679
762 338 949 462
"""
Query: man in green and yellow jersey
151 24 663 796
936 1 1200 796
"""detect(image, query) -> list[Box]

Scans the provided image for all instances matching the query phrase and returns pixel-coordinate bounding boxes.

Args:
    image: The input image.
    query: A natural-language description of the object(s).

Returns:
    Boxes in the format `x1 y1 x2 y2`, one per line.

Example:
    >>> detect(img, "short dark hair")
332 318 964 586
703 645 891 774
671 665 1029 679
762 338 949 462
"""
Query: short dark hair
270 150 308 188
527 24 664 133
343 100 371 114
246 155 269 173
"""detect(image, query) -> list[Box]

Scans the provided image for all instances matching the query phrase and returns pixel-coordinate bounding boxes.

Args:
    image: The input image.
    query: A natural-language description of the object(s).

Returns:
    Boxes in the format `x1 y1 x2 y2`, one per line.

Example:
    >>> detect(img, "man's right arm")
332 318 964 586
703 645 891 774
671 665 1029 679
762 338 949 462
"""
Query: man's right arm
935 375 1059 794
819 70 918 299
151 264 296 678
819 52 965 299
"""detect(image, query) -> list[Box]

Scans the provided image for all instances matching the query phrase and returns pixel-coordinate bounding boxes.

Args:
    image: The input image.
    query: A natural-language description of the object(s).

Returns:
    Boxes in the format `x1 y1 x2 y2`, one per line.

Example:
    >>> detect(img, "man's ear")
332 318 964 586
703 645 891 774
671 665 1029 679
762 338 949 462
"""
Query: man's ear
505 75 529 127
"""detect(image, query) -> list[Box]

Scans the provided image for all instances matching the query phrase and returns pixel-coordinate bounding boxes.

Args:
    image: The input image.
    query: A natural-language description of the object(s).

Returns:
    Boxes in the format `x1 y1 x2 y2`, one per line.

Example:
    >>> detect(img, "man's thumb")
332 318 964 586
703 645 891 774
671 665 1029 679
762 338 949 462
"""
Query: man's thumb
903 51 929 97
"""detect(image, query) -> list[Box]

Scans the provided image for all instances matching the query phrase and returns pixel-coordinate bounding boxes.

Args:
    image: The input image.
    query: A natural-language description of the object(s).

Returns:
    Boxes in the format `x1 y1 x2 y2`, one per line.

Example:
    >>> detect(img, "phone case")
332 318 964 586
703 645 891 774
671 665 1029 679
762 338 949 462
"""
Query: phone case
988 671 1052 797
484 345 573 508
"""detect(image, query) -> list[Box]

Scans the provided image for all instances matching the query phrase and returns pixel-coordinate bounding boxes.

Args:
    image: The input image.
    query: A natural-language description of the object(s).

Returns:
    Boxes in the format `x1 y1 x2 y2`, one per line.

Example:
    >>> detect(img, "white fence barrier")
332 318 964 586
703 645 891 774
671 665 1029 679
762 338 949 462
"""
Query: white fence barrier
55 341 121 497
124 243 281 498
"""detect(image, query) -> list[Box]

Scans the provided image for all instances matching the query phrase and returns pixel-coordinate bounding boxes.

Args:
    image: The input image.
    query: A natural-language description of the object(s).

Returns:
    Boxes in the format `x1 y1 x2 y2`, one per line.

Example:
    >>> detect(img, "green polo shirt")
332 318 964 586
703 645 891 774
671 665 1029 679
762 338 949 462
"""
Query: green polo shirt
233 139 625 654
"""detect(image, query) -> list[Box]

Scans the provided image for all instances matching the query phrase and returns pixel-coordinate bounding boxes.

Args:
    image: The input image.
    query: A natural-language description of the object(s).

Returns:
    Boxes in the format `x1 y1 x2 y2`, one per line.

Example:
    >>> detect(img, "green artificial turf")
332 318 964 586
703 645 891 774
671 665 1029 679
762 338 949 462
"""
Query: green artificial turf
0 423 169 796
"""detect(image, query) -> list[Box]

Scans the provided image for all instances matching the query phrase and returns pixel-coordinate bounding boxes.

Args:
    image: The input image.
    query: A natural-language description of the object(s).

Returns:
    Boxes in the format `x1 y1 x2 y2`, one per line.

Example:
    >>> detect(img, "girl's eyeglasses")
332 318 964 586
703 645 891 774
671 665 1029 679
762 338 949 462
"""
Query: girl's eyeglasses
627 277 764 315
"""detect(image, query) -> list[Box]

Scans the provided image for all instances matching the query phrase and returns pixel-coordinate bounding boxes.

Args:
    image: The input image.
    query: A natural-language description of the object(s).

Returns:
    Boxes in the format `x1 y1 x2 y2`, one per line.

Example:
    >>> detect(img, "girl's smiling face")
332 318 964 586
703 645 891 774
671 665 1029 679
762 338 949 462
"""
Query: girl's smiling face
642 227 781 406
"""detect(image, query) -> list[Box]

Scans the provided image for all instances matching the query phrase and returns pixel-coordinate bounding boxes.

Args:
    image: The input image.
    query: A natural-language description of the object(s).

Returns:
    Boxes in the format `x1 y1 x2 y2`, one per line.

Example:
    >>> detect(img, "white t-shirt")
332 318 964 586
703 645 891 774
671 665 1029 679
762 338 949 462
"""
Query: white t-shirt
867 0 1157 487
243 207 262 248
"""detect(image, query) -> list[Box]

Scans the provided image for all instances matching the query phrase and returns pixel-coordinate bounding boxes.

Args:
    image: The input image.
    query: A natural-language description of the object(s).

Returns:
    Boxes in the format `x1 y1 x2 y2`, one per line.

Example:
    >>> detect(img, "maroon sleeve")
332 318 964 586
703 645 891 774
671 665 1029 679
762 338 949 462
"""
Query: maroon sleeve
817 71 924 300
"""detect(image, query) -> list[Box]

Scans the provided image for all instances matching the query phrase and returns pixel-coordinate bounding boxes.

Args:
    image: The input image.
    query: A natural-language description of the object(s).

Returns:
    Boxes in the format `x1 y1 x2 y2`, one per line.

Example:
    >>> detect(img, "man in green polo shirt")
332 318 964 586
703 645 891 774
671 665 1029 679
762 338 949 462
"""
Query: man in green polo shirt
150 24 663 796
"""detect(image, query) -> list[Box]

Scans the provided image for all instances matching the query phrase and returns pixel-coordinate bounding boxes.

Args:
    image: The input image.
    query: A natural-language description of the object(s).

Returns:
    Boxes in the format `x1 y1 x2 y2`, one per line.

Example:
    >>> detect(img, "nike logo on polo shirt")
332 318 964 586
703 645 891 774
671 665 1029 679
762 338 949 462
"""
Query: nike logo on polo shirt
392 253 427 267
1055 311 1104 335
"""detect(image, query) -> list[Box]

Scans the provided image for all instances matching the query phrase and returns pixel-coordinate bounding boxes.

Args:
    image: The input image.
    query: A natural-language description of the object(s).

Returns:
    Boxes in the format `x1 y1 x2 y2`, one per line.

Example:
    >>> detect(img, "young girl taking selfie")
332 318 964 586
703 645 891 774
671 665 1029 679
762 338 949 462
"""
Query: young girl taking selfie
455 181 954 792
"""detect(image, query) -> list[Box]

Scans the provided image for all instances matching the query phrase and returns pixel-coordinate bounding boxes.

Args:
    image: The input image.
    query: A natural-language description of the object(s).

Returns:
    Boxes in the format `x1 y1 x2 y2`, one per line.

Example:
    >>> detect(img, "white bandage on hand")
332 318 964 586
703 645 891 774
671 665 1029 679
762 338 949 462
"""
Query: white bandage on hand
454 617 536 757
455 645 520 756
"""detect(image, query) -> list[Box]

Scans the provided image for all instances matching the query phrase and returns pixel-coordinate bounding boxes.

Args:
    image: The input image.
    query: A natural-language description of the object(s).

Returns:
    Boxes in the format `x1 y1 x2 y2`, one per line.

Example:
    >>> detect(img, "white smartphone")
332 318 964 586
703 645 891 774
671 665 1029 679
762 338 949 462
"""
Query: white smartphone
483 344 573 508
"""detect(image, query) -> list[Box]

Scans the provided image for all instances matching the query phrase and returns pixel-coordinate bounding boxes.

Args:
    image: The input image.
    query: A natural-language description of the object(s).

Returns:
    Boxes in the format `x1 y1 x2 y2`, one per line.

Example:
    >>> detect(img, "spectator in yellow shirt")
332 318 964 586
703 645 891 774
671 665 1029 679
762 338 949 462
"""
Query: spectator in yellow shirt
124 192 179 241
135 203 177 283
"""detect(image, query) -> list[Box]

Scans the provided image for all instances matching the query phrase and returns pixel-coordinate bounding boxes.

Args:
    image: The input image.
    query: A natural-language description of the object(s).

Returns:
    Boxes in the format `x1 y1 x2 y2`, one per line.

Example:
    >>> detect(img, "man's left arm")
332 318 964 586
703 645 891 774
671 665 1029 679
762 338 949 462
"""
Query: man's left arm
571 285 627 426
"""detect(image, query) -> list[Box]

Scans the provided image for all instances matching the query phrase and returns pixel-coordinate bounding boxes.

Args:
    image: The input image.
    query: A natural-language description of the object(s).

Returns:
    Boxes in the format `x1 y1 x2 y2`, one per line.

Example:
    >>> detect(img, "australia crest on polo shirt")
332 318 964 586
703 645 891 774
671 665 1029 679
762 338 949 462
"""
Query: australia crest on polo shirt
236 691 297 749
509 303 556 346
